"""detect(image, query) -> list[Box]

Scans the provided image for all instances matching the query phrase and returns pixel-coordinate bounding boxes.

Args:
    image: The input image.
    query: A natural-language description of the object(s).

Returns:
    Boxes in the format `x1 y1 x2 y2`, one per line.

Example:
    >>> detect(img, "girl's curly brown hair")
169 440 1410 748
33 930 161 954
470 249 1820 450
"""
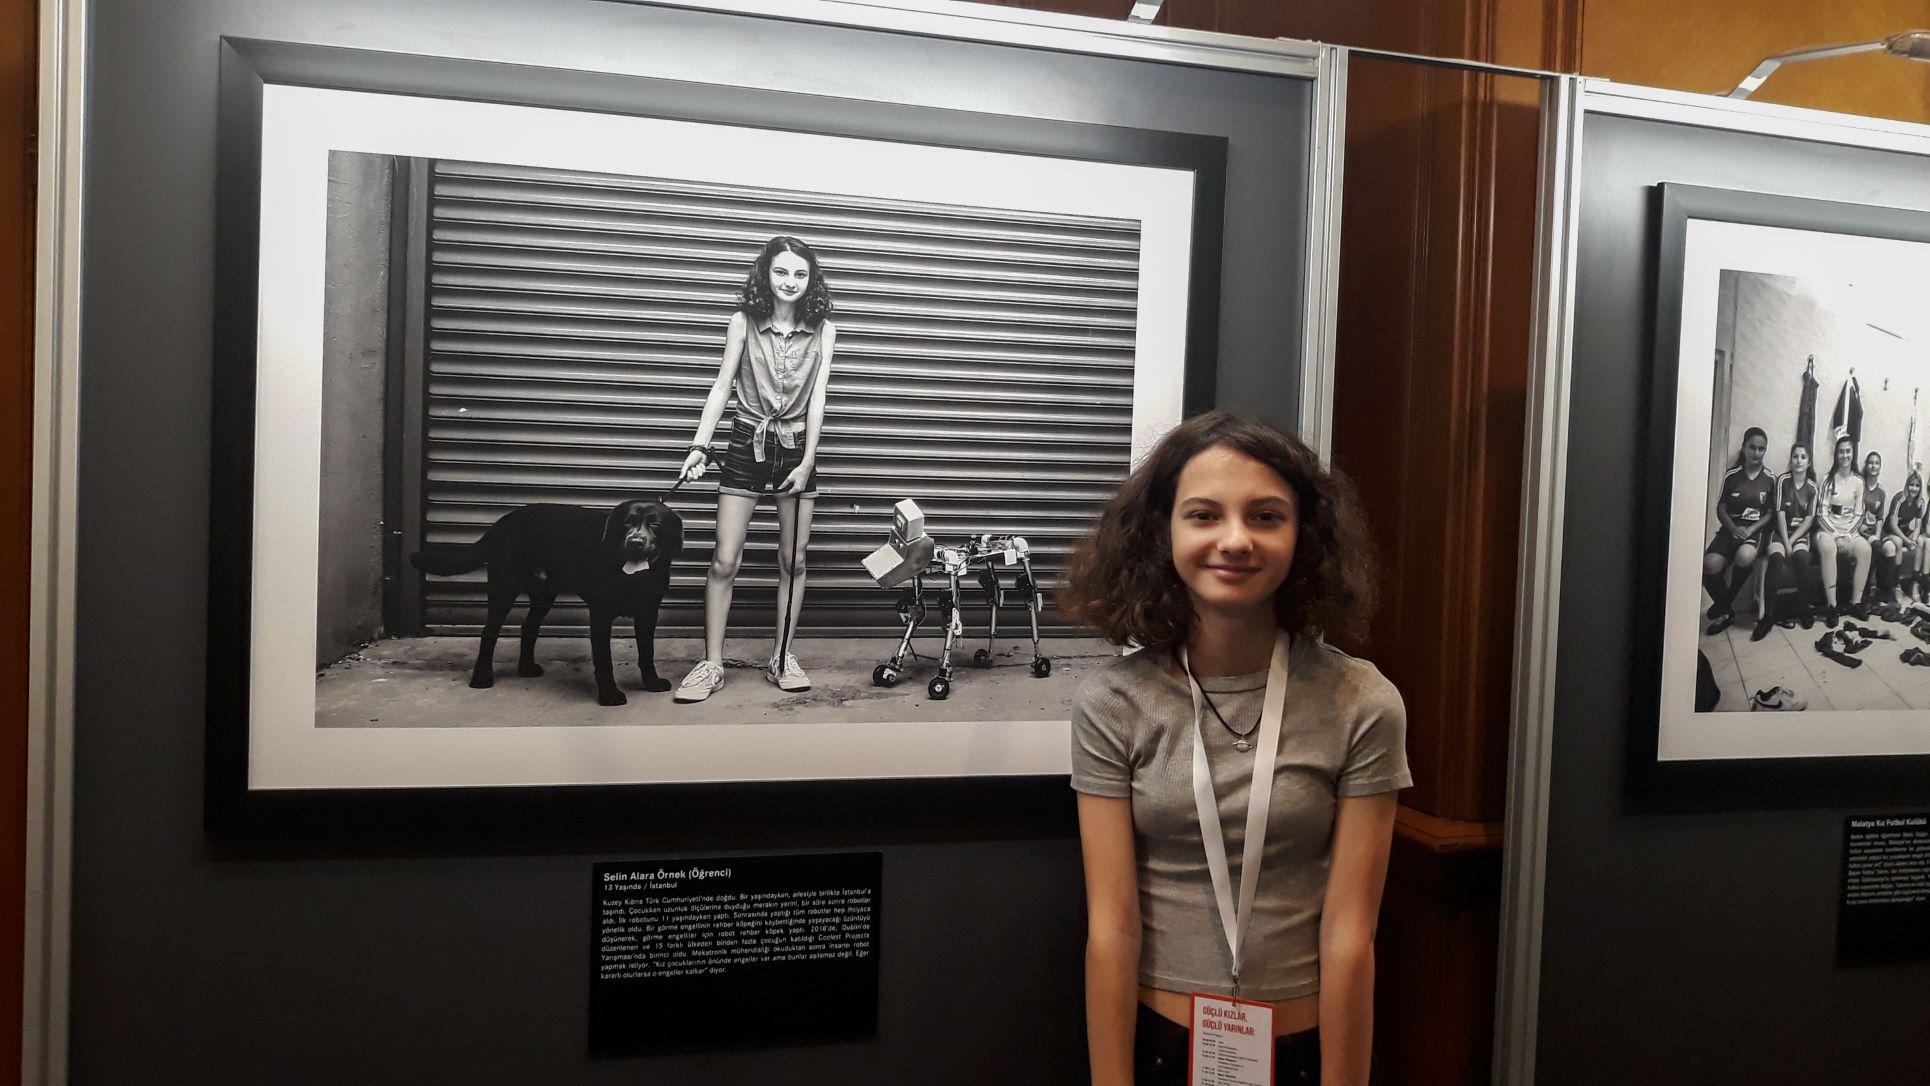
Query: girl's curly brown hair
1058 410 1378 649
738 235 834 328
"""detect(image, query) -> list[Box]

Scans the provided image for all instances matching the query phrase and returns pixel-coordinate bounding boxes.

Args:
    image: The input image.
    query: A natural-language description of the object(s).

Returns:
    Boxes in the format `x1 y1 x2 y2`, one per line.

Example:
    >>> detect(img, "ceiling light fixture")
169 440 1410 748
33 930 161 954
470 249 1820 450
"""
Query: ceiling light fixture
1726 30 1930 99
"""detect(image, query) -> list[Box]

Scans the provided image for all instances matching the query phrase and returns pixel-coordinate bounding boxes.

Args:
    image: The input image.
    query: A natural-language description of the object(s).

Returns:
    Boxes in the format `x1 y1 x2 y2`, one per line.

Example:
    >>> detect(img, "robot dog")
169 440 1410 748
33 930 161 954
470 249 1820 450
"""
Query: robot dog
861 500 1050 700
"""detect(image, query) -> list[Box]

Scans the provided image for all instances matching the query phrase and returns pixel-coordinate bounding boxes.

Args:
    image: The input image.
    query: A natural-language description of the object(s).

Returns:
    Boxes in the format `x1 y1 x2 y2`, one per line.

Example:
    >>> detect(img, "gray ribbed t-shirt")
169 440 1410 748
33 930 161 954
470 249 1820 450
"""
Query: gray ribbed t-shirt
1069 636 1411 1001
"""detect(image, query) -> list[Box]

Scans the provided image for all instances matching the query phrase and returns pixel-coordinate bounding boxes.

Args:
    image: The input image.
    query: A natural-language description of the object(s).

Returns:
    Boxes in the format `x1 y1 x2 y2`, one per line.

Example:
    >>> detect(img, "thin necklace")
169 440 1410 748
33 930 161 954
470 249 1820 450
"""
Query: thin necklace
1196 683 1261 753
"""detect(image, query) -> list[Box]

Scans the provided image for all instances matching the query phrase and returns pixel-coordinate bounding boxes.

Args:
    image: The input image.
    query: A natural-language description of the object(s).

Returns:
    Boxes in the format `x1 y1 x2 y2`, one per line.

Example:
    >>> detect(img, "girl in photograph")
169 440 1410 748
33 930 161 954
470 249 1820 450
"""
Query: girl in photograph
1061 411 1407 1086
1858 450 1888 619
1753 442 1818 641
1702 426 1774 636
673 236 837 703
1816 433 1869 628
1881 469 1925 611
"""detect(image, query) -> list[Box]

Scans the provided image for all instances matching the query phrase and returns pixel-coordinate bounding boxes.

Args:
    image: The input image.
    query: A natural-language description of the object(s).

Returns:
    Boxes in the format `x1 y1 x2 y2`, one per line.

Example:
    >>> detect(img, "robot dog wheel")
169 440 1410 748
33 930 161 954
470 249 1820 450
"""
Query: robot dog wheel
927 676 952 700
1031 657 1052 678
872 664 900 687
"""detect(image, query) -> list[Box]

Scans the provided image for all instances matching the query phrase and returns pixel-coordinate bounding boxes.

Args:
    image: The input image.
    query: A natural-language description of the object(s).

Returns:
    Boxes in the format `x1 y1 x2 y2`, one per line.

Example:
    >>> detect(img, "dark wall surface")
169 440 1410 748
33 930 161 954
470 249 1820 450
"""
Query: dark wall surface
1538 112 1930 1086
72 1 1315 1081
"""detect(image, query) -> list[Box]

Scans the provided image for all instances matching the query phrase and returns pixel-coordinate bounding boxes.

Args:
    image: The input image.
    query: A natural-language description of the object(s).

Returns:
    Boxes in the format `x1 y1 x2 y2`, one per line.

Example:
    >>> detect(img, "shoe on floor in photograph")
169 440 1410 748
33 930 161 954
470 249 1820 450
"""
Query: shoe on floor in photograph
1826 607 1840 628
1750 616 1776 642
1750 686 1807 711
1706 611 1735 636
766 652 811 693
1800 612 1815 630
673 659 726 703
1902 648 1930 667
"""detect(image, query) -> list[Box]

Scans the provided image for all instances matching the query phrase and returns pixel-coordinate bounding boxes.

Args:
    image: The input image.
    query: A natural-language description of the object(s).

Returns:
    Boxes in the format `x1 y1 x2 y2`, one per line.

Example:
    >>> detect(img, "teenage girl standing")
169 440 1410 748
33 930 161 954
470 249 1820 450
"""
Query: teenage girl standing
1062 411 1409 1086
674 236 837 702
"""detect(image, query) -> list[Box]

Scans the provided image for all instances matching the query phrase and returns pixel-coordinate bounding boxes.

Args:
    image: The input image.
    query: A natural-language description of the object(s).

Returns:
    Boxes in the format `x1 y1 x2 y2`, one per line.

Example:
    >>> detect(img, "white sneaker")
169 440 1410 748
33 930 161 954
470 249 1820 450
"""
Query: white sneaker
766 652 810 693
674 660 726 703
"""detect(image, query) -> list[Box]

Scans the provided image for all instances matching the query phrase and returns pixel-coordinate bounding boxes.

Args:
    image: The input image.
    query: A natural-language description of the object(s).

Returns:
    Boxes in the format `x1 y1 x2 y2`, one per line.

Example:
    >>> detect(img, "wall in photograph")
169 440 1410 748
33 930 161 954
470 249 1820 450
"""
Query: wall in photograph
68 0 1319 1082
1538 111 1930 1086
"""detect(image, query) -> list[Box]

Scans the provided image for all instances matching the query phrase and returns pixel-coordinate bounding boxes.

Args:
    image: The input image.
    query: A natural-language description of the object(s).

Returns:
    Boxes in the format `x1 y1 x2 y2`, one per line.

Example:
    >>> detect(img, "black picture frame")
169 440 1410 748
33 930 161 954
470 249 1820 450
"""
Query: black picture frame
208 36 1231 839
1630 181 1930 809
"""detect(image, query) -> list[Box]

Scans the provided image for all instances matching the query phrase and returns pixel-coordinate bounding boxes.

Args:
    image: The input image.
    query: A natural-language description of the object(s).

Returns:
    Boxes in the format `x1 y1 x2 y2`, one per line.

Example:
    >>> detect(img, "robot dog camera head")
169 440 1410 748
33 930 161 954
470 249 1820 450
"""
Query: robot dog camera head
863 498 935 587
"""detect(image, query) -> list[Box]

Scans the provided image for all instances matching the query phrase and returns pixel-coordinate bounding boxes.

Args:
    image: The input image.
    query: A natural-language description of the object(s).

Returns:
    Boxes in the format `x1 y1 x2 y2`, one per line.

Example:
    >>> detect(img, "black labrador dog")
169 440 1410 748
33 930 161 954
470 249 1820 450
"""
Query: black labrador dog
409 498 683 706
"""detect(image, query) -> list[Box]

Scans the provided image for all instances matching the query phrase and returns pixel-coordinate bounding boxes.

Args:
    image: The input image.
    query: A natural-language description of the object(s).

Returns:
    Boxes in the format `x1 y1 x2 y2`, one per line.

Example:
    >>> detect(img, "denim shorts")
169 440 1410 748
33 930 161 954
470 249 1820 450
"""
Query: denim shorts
1132 1003 1320 1085
717 416 818 499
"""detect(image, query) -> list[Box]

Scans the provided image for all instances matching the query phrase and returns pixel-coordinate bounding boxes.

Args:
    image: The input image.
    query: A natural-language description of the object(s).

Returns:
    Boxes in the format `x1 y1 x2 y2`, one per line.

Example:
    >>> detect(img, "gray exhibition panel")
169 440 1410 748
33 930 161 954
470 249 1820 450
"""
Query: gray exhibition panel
72 0 1316 1080
1539 111 1930 1085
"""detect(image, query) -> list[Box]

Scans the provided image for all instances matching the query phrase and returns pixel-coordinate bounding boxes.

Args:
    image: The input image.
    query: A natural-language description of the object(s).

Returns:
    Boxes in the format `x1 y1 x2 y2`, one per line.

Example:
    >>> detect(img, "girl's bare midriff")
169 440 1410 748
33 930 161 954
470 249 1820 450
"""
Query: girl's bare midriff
1139 985 1320 1036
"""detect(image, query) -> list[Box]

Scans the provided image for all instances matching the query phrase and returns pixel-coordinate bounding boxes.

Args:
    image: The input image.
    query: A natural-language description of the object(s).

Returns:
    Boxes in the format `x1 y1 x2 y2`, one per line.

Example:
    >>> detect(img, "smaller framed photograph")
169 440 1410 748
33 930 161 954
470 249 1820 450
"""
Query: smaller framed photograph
1634 181 1930 800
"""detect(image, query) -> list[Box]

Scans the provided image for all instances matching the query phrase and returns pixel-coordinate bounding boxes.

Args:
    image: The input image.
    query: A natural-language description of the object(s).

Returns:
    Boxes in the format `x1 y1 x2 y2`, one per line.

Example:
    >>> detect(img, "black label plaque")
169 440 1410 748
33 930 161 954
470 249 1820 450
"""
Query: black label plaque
1838 813 1930 966
590 851 882 1052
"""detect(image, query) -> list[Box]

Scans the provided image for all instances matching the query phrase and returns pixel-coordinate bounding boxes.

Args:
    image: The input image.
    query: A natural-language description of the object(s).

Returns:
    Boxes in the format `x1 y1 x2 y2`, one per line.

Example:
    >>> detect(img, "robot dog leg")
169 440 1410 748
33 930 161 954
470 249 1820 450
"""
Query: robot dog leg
928 562 965 700
1015 552 1051 678
872 574 926 688
974 566 1002 668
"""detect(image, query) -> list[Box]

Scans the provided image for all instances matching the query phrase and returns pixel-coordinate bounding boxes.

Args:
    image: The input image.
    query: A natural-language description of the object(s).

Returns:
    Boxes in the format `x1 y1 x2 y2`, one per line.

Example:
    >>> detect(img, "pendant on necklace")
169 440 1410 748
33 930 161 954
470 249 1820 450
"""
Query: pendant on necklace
1233 738 1252 752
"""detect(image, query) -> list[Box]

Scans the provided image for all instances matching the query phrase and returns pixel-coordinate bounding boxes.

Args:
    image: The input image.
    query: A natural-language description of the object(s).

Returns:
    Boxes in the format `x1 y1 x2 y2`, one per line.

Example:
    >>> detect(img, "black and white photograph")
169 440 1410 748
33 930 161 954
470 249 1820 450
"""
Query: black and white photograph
220 63 1223 791
1652 187 1930 763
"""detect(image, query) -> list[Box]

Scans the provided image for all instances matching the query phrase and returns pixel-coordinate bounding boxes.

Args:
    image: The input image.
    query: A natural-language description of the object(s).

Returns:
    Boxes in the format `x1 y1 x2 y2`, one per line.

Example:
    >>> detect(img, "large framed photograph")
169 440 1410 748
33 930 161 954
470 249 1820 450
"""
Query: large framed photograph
1639 182 1930 786
210 38 1228 804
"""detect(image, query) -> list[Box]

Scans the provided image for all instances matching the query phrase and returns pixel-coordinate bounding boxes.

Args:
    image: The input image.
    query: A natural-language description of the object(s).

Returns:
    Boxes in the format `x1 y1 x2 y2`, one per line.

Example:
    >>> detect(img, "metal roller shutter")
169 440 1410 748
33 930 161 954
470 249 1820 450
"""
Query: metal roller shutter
418 158 1143 636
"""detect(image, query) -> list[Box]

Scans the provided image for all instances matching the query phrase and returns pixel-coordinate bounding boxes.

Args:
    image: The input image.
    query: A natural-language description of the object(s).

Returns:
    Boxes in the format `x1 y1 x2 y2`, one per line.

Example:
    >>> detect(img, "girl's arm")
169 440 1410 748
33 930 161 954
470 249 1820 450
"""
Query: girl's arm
1077 792 1141 1086
1773 478 1792 550
1317 791 1399 1086
1886 494 1906 538
682 312 747 477
802 321 836 462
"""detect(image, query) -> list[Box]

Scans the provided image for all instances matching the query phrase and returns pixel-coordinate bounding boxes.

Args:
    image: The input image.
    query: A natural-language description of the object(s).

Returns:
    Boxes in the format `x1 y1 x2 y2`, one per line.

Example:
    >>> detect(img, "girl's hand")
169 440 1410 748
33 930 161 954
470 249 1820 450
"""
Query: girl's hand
680 448 709 481
777 459 814 495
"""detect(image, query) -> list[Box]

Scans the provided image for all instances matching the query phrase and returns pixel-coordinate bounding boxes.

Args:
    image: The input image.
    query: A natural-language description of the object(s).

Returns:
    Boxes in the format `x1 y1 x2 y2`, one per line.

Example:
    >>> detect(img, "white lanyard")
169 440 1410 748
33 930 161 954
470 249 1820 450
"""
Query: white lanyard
1181 630 1290 991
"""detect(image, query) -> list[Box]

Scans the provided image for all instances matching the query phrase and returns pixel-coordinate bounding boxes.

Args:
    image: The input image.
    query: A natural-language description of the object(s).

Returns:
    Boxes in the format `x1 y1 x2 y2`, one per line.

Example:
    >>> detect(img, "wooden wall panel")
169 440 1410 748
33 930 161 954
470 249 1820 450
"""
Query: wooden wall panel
2 0 35 1077
1327 51 1537 826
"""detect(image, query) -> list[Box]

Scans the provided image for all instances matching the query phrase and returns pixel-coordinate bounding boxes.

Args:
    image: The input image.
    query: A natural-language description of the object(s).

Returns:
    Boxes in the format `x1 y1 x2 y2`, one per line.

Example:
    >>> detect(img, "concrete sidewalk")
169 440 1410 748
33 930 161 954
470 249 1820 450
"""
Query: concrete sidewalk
315 635 1121 728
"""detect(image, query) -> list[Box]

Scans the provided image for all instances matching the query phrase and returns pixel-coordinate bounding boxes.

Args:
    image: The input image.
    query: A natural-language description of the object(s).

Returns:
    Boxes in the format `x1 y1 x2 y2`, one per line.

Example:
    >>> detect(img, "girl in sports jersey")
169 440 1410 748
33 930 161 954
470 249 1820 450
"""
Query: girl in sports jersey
1816 434 1869 628
673 236 838 703
1882 469 1924 610
1752 443 1817 641
1858 451 1888 619
1915 473 1930 605
1703 427 1774 636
